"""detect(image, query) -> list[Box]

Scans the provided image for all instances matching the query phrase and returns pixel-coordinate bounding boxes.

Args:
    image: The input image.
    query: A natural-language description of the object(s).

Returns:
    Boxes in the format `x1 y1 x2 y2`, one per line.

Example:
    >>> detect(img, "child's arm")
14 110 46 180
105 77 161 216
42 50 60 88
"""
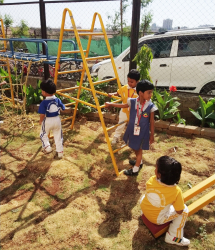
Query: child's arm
105 102 129 109
39 114 45 125
108 92 119 98
149 111 155 144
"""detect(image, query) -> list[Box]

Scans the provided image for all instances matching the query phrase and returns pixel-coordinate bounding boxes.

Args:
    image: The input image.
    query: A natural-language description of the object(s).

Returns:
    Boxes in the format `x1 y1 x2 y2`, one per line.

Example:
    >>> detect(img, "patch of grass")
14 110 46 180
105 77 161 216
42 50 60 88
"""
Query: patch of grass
18 183 35 191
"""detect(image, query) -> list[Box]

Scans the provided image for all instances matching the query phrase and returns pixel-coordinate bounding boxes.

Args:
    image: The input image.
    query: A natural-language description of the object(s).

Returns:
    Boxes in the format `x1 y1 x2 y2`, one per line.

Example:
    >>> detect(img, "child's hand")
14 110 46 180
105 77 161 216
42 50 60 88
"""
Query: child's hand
0 81 7 86
108 93 113 97
149 134 154 145
105 102 111 108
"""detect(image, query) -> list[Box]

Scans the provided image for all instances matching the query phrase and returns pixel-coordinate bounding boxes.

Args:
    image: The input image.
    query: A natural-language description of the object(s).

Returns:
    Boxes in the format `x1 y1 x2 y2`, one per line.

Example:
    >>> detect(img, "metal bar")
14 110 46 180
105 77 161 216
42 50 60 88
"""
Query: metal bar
61 116 73 122
56 91 96 108
183 175 215 202
61 50 86 54
85 55 110 61
93 77 117 86
106 120 128 132
58 69 83 75
113 144 128 154
57 86 79 92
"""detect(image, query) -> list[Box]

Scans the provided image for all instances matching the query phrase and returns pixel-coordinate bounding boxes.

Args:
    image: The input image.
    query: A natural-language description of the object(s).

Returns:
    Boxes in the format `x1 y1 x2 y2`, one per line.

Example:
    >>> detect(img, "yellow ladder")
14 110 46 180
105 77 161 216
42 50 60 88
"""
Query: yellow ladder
54 8 129 176
0 19 15 105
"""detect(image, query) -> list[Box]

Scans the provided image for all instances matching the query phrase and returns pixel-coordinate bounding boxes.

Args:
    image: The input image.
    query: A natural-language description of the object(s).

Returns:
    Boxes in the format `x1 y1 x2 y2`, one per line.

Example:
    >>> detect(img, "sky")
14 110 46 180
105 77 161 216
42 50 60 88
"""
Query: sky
0 0 214 29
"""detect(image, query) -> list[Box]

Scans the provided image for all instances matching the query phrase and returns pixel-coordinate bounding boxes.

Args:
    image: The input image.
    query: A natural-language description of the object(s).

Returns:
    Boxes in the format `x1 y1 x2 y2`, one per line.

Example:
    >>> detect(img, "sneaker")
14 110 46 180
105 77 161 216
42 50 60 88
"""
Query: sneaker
111 137 119 145
43 146 52 154
58 152 63 158
165 232 190 246
129 159 143 169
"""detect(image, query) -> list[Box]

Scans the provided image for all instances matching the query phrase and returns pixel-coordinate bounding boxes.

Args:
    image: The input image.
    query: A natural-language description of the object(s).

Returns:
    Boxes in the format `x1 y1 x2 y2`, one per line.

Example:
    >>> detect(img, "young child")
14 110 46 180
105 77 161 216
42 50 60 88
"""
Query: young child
140 156 190 246
105 79 157 176
108 69 140 144
38 79 65 158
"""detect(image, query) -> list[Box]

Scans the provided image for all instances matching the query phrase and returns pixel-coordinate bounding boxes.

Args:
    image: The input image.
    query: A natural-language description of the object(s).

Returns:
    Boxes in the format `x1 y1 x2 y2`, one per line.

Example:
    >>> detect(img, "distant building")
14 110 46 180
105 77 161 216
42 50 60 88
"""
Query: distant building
163 19 173 30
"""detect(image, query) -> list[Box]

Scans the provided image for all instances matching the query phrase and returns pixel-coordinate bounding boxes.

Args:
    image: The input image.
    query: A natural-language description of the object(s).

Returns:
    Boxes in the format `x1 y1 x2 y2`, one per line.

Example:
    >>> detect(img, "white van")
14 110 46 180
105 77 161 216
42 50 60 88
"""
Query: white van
91 27 215 95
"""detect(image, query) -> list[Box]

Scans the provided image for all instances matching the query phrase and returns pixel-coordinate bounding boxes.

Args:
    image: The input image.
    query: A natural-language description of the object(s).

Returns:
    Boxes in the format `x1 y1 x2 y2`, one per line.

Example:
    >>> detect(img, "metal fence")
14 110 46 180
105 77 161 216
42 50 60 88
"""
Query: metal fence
0 0 215 95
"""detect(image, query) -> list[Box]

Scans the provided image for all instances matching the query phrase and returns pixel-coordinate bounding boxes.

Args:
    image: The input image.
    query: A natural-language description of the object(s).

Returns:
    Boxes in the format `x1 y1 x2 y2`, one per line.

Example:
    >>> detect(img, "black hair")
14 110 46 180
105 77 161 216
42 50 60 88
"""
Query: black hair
127 69 140 81
136 79 154 94
40 79 56 95
156 156 182 185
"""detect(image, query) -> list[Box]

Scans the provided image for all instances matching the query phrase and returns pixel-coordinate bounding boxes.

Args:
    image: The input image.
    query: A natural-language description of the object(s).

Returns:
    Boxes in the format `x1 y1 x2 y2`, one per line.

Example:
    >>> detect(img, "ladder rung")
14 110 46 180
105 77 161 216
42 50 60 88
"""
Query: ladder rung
113 144 127 154
64 29 91 32
61 50 86 54
57 86 79 92
58 69 83 75
85 55 111 61
106 120 128 132
1 88 10 90
78 32 104 36
0 76 9 79
61 116 73 122
94 78 117 86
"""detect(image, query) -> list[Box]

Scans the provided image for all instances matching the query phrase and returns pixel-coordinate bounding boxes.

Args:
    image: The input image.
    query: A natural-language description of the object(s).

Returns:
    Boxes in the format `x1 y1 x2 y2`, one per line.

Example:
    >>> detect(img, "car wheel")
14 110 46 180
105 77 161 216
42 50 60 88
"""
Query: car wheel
200 82 215 95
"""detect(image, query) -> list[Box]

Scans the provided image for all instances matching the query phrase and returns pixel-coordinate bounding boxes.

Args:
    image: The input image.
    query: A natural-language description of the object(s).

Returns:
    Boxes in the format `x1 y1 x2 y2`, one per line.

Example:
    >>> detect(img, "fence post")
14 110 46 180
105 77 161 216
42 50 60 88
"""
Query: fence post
129 0 141 70
39 0 49 80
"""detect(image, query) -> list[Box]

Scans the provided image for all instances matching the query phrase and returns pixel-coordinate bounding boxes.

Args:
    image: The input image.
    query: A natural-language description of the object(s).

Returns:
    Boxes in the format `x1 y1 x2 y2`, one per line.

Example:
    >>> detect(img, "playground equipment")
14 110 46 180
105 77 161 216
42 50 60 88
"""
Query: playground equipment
141 174 215 238
0 11 129 176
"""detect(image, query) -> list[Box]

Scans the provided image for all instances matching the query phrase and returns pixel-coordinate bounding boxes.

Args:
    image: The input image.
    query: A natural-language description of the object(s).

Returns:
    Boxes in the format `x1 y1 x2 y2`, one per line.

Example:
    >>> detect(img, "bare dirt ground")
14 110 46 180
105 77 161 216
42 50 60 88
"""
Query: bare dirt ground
0 113 214 250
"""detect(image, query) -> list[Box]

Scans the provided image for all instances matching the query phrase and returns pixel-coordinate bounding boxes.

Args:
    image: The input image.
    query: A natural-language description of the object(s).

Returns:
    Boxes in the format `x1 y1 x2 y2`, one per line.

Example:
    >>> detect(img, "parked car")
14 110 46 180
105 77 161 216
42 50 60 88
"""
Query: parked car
91 27 215 95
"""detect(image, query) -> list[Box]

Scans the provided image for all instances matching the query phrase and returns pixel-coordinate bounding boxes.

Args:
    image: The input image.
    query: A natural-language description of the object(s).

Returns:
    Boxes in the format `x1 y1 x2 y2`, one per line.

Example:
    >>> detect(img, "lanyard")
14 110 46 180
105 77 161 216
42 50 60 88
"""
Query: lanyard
128 88 135 98
136 98 145 126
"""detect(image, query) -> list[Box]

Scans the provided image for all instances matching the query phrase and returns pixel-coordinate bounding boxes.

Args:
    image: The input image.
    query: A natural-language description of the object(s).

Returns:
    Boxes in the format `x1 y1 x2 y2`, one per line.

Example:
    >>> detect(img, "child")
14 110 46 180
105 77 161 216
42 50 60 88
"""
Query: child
105 79 157 176
108 69 140 144
38 79 65 158
140 156 190 246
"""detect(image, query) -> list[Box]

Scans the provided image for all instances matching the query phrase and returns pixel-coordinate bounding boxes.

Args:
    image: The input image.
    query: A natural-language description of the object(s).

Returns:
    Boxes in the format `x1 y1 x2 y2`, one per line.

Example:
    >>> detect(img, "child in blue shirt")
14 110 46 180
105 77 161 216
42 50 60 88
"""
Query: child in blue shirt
105 80 157 176
38 79 65 158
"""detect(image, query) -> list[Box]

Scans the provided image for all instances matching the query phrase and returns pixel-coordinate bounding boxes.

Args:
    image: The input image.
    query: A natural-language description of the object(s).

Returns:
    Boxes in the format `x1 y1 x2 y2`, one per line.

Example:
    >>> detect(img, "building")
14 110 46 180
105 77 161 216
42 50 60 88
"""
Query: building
163 19 173 30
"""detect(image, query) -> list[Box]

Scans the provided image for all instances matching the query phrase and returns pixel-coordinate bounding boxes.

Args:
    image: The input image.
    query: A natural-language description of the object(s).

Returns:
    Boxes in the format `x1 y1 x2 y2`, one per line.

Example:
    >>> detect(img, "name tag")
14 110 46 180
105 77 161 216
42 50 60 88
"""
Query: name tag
134 125 140 135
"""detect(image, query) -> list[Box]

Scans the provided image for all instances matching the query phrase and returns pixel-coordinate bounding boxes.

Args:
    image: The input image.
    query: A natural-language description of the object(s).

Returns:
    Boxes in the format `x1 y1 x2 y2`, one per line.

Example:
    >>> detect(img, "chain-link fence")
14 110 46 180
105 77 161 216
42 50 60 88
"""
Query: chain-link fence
0 0 215 95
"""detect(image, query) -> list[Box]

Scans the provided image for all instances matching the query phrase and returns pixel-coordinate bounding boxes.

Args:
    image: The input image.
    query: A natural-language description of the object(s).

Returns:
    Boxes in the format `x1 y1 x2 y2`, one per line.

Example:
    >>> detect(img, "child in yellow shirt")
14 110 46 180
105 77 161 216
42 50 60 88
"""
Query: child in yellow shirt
108 69 140 144
140 156 190 246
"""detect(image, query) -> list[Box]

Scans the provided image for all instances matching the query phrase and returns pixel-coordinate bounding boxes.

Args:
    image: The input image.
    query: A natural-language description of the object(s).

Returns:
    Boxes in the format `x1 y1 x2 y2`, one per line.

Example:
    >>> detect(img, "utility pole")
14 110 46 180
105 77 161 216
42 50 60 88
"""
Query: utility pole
39 0 49 80
129 0 141 70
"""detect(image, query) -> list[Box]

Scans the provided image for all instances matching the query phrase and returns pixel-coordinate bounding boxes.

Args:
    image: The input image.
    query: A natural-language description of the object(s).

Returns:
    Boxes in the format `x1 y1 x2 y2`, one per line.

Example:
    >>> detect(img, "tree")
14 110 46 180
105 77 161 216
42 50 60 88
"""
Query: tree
4 14 13 38
0 0 4 3
140 11 153 36
12 20 29 50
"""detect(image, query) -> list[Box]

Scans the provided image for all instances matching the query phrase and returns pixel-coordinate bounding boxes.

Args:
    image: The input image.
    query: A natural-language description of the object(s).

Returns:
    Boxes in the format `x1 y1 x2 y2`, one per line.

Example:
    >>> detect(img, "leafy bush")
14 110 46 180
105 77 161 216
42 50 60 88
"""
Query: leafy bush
153 88 181 121
23 80 43 106
189 96 215 128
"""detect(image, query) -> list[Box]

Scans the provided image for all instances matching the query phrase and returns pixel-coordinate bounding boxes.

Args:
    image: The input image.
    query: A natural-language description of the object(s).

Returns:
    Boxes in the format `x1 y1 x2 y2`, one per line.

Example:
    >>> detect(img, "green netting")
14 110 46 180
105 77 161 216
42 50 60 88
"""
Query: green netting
24 36 131 59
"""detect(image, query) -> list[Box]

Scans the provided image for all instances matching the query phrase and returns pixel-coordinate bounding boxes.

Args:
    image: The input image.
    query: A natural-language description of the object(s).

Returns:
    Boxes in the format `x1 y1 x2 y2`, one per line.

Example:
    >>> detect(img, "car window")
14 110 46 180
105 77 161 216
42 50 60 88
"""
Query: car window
177 35 215 56
122 37 174 61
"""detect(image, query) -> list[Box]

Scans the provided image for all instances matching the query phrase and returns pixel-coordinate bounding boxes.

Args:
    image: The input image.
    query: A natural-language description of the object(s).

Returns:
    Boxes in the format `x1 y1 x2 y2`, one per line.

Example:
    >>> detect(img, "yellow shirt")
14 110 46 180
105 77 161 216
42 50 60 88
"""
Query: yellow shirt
140 176 185 224
117 85 138 113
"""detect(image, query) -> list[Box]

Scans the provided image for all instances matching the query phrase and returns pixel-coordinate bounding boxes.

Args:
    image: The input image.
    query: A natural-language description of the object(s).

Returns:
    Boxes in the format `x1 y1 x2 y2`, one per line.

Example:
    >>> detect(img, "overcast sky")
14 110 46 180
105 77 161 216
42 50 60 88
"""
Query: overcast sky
0 0 214 29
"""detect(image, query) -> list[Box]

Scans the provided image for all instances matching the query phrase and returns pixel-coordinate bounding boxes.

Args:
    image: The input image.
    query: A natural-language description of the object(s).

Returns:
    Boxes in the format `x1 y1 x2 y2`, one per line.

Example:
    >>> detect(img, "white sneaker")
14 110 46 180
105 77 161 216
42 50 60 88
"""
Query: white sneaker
58 152 63 158
43 146 52 154
165 232 190 246
111 137 119 145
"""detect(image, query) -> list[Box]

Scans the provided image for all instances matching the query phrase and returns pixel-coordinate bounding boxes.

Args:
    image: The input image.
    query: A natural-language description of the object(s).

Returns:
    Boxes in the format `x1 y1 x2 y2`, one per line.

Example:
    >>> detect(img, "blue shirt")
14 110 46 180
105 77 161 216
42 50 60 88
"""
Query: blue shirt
38 95 65 117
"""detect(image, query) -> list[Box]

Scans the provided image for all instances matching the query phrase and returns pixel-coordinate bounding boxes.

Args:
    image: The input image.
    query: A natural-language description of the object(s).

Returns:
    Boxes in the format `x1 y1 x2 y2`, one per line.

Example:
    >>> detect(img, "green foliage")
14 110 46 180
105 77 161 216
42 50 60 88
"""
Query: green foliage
173 112 186 125
23 80 43 106
12 20 29 50
140 11 153 36
3 14 13 37
189 96 215 128
133 44 153 81
196 224 208 240
153 88 181 120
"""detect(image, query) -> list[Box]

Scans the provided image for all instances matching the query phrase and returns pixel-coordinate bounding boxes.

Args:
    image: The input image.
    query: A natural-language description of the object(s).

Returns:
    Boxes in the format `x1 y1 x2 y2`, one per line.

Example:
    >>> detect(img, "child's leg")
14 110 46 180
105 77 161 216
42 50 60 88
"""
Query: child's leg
124 149 142 176
113 110 127 140
52 117 63 153
40 118 51 149
163 205 190 246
